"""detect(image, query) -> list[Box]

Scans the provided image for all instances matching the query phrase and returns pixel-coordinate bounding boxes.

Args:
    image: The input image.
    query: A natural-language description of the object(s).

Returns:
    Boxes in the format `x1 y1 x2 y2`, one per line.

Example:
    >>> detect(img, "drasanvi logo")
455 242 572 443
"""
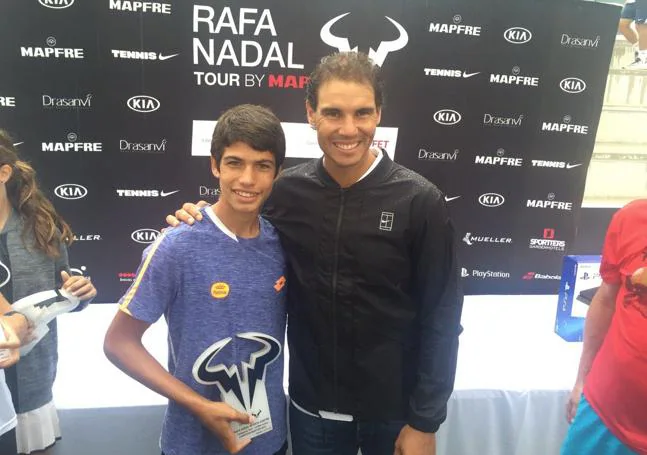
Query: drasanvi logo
39 0 75 9
504 27 532 44
561 34 600 49
42 94 92 108
478 193 505 207
54 184 87 200
120 139 167 153
320 13 408 66
127 95 160 113
418 148 459 161
433 109 461 125
560 77 586 94
131 229 160 244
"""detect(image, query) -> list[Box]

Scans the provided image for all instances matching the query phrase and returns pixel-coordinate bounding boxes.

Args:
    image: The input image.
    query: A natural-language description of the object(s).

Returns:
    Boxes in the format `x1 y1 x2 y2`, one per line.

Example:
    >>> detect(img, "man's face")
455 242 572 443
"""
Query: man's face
306 79 381 171
212 142 277 215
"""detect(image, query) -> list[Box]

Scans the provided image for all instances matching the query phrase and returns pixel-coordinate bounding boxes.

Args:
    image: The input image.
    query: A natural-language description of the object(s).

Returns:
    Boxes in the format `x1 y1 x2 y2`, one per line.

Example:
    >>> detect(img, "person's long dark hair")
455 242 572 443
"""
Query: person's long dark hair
0 130 73 257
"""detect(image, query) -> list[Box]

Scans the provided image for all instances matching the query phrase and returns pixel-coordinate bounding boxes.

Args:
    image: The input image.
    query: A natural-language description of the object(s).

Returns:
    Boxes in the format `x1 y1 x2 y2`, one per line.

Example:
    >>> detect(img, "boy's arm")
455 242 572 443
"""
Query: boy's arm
104 310 253 454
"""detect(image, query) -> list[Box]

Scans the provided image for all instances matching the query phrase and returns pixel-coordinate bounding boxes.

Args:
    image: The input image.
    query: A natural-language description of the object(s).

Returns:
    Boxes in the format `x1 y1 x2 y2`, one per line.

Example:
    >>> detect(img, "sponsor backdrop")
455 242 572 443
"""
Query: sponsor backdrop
0 0 619 300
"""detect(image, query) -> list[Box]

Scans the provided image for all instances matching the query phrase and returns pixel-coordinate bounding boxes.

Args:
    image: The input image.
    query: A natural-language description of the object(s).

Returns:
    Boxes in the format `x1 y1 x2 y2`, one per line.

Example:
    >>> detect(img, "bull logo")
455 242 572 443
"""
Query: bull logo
320 13 408 66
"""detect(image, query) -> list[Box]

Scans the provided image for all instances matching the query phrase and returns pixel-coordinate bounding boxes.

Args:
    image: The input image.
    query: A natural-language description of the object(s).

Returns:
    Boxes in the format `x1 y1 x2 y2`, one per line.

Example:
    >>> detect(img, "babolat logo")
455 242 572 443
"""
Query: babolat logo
462 232 512 246
429 14 481 36
131 229 160 244
127 95 160 113
42 94 92 109
490 66 539 87
418 148 459 161
109 0 171 14
433 109 461 125
116 189 179 197
42 133 102 152
541 115 589 135
54 184 87 200
474 148 522 167
0 97 16 107
561 34 600 49
478 193 505 207
39 0 75 8
21 36 84 59
531 160 582 170
523 272 561 280
526 193 573 211
504 27 532 44
120 139 167 153
483 113 524 127
423 68 480 78
560 77 586 94
111 50 179 61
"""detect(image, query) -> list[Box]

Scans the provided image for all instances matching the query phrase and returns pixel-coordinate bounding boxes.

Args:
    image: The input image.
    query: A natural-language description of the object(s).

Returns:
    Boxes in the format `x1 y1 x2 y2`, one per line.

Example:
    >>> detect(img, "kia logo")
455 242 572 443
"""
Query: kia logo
478 193 505 207
54 184 87 200
433 109 462 125
127 95 160 113
39 0 75 9
559 77 586 94
131 229 160 244
504 27 532 44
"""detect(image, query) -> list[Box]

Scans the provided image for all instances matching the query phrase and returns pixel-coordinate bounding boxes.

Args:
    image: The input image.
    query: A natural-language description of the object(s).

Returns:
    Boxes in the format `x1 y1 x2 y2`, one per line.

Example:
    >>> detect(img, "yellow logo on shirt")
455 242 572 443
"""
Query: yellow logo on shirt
211 282 230 299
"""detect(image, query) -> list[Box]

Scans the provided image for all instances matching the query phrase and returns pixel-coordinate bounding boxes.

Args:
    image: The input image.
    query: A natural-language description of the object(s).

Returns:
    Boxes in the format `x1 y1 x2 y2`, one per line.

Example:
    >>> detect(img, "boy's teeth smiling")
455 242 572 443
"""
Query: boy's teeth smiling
234 190 256 198
335 142 360 150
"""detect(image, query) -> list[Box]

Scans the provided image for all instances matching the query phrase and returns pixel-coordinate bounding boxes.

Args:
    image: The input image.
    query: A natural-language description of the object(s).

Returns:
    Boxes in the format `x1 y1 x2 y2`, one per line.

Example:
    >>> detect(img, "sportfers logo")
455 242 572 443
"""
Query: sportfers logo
504 27 532 44
418 148 459 162
39 0 75 8
116 189 179 198
127 95 160 113
531 160 582 170
560 77 586 94
54 184 87 200
321 13 408 66
541 115 589 135
120 139 167 153
462 232 512 246
131 229 160 244
21 36 84 59
561 34 600 49
109 0 171 14
423 68 479 78
112 50 179 61
474 148 522 167
478 193 505 207
43 133 102 152
483 113 524 127
434 109 461 125
490 66 539 87
526 193 573 211
523 272 561 280
42 94 92 109
429 14 481 36
529 228 566 251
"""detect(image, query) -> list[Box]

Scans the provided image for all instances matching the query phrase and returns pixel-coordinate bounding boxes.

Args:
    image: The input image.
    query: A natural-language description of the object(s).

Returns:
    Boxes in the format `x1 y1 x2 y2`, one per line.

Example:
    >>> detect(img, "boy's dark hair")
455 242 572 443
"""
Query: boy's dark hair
305 52 385 111
210 104 286 174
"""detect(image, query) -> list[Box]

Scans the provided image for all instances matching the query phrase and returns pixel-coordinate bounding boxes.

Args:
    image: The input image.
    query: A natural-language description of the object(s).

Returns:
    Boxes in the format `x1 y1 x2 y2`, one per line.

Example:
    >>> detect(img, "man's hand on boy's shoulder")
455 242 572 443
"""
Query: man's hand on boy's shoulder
165 201 209 228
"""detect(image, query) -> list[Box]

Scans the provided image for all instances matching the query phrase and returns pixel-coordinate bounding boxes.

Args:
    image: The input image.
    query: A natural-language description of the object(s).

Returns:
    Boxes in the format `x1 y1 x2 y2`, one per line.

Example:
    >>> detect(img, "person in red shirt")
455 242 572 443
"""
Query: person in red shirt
563 199 647 455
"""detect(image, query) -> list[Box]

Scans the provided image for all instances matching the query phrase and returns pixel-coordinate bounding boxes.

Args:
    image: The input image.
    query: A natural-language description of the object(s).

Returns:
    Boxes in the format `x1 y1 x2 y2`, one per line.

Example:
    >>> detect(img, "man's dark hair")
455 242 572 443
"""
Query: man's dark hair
211 104 286 174
305 52 385 111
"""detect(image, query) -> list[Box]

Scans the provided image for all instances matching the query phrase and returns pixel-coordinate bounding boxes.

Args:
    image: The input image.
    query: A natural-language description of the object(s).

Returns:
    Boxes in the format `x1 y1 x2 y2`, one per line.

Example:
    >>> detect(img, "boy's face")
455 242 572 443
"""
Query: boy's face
212 142 277 215
306 78 381 171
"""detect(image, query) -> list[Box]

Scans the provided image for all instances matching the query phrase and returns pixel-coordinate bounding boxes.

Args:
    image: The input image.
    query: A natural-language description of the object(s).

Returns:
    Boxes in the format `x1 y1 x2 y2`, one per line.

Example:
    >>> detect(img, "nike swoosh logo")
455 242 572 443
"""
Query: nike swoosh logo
445 196 461 202
13 142 24 146
158 53 179 61
566 163 582 169
160 190 180 197
462 72 480 78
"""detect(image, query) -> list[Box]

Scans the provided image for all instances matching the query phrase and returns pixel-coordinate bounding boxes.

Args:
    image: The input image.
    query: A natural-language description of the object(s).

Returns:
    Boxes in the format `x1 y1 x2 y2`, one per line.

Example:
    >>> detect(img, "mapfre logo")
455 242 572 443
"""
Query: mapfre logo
478 193 505 207
526 193 573 211
560 77 586 94
111 50 179 61
42 94 92 109
127 95 160 113
541 115 589 135
320 13 408 66
39 0 75 9
531 160 582 170
504 27 532 44
42 132 102 152
418 148 459 162
131 229 160 244
429 14 481 36
434 109 461 125
474 148 523 167
109 0 171 14
423 68 480 79
54 184 87 200
0 97 16 108
490 66 539 87
21 36 84 59
116 189 179 198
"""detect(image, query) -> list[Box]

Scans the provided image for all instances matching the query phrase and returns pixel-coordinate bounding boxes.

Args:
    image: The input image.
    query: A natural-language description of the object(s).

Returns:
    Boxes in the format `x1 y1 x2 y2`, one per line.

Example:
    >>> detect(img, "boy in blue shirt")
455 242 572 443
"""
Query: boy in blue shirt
104 104 288 455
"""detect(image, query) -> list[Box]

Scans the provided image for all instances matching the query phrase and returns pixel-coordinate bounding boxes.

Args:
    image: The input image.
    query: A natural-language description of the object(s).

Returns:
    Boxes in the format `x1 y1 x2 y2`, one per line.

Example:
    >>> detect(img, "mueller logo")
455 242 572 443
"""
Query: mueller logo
111 50 179 61
490 66 539 87
479 193 505 207
116 189 179 197
21 36 84 59
561 34 600 49
504 27 532 44
42 132 102 152
127 95 160 113
109 0 171 14
120 139 167 153
423 68 479 78
418 148 459 162
475 148 523 167
526 193 573 211
523 272 561 280
320 13 408 66
39 0 75 8
131 229 160 244
434 109 461 125
529 228 566 251
531 160 582 170
541 115 589 135
0 97 16 108
560 77 586 94
462 232 512 246
42 94 92 109
54 184 87 200
74 234 102 241
429 14 482 36
483 113 524 127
